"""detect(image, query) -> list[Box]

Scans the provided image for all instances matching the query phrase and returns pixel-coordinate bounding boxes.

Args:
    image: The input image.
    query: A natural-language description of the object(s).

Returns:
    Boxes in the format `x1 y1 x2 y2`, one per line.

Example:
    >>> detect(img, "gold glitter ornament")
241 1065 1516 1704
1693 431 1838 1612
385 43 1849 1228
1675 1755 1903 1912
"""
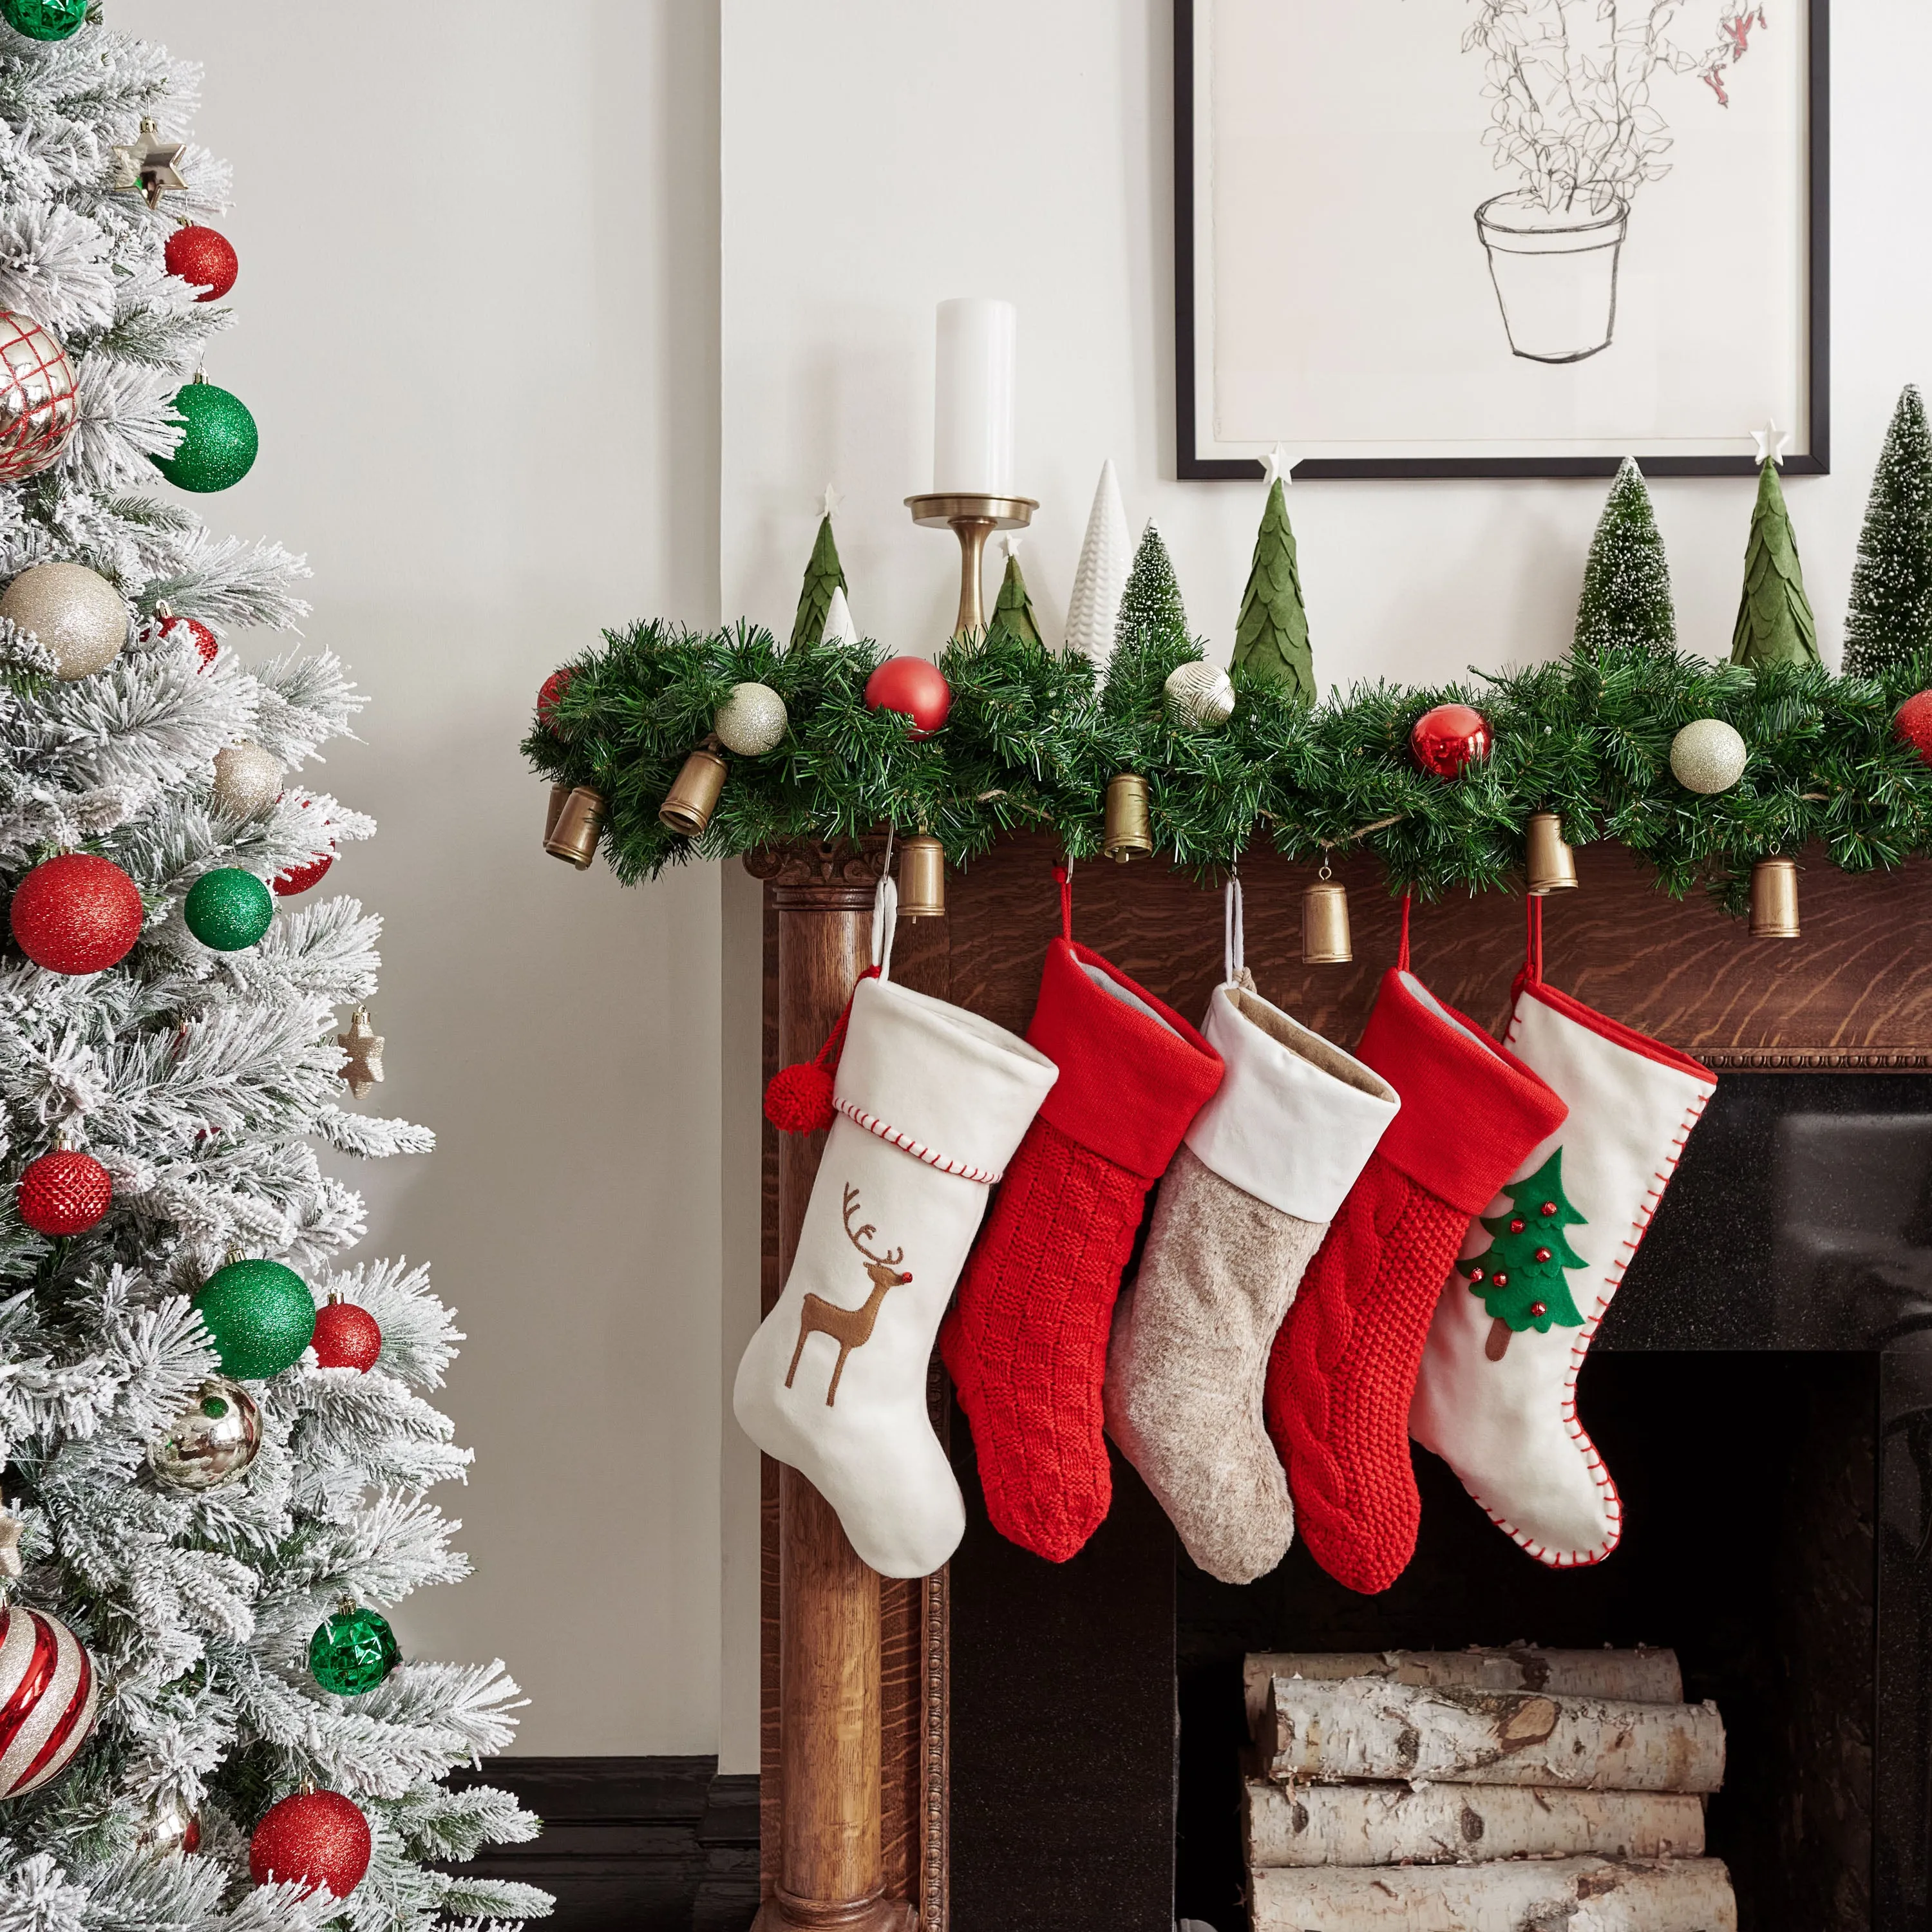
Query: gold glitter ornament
0 561 128 679
211 741 282 817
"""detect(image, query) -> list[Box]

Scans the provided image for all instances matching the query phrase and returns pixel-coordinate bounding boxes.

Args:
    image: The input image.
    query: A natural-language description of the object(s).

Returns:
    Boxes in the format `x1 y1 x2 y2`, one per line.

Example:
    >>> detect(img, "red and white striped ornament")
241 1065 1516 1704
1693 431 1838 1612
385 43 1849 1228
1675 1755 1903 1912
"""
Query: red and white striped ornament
0 1601 99 1798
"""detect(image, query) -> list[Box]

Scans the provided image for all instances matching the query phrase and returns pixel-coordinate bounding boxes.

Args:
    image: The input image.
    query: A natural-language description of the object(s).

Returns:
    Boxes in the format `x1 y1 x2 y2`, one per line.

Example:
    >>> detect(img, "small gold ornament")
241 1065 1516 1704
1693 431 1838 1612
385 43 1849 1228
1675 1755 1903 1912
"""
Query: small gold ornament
660 739 728 836
211 740 282 817
1669 718 1748 795
1749 856 1799 939
147 1376 261 1492
1524 811 1578 895
1103 773 1153 863
1300 869 1352 964
337 1007 384 1097
111 120 187 209
0 560 128 679
898 835 945 919
713 681 788 757
1162 660 1236 730
544 781 568 844
545 784 606 867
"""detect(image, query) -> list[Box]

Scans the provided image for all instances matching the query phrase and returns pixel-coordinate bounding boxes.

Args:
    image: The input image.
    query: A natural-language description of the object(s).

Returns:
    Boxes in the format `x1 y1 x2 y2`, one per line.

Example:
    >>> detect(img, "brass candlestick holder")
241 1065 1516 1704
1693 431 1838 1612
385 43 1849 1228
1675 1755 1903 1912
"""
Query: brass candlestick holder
905 491 1037 637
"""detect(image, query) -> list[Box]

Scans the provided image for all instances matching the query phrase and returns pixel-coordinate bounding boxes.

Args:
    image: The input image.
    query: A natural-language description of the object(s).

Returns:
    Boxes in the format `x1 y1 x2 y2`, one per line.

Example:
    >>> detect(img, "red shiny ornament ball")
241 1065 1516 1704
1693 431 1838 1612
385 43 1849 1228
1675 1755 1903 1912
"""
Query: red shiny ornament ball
1508 1217 1525 1234
1895 690 1932 765
274 852 334 896
1540 1202 1558 1217
249 1790 371 1898
1410 702 1492 777
536 668 573 726
1534 1246 1553 1263
10 853 144 974
1529 1300 1548 1319
764 1061 836 1135
164 225 239 302
163 614 218 669
312 1301 382 1372
864 658 951 737
1491 1271 1509 1288
18 1148 111 1236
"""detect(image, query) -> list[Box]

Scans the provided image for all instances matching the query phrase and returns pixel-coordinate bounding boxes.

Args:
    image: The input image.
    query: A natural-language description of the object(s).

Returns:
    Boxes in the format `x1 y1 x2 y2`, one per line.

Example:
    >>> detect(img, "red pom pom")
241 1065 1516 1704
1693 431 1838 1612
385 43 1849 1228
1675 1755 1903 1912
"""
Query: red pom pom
864 658 951 737
274 852 334 896
162 614 218 669
1410 702 1492 778
249 1790 372 1898
765 1061 837 1135
164 224 239 302
1897 690 1932 765
10 853 144 974
312 1301 382 1372
17 1148 111 1236
537 668 574 727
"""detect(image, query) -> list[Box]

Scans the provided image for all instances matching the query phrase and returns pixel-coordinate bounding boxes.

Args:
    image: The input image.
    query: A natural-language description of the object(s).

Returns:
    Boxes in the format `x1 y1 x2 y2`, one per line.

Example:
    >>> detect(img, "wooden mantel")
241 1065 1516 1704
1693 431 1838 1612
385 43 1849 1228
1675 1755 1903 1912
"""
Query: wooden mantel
750 831 1932 1932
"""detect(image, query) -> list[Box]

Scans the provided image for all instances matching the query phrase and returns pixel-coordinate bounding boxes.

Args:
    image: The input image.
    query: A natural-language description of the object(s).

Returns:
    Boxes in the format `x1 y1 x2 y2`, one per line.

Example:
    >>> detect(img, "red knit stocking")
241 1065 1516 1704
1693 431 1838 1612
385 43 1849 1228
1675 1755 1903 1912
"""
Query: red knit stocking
1264 966 1566 1594
941 931 1222 1562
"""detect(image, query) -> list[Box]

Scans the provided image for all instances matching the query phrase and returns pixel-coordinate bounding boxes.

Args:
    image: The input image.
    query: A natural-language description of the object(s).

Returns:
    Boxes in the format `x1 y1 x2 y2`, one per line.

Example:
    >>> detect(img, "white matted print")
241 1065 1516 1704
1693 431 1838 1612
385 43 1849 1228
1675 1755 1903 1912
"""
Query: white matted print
1177 0 1824 477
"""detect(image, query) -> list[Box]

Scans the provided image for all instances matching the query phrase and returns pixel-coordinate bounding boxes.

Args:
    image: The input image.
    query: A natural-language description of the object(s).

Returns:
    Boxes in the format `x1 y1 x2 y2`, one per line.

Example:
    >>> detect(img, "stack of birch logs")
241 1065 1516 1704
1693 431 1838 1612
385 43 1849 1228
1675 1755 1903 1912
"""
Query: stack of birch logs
1242 1650 1735 1932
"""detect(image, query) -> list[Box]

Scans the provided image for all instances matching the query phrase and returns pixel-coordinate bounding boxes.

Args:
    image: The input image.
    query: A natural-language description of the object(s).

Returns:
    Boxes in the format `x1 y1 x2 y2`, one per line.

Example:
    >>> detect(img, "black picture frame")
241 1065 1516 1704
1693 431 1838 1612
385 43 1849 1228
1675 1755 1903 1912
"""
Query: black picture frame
1173 0 1830 480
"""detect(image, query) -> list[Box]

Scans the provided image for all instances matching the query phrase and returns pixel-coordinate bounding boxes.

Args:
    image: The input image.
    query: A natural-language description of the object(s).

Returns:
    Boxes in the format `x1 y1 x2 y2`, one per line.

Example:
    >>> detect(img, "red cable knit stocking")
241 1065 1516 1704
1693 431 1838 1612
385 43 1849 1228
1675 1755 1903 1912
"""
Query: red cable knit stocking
942 933 1222 1561
1264 965 1566 1593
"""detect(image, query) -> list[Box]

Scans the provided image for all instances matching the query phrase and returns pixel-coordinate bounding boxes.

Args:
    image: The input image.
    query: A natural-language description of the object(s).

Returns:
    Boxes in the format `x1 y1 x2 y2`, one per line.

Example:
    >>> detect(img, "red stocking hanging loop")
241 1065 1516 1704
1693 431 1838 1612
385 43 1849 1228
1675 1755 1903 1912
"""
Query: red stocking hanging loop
1397 891 1413 971
1054 861 1074 940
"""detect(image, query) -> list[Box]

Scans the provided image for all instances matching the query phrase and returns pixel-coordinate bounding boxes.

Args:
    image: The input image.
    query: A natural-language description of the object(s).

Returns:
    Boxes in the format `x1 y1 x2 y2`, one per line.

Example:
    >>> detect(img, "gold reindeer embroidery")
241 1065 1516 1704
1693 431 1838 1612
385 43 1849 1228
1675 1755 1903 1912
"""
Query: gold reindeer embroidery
785 1184 913 1407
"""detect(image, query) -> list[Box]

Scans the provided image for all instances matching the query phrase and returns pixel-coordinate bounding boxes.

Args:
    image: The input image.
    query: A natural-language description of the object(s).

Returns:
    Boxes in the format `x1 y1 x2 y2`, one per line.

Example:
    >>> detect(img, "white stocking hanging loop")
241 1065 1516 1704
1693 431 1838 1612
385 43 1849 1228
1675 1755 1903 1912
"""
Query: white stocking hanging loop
871 835 898 983
1224 875 1245 985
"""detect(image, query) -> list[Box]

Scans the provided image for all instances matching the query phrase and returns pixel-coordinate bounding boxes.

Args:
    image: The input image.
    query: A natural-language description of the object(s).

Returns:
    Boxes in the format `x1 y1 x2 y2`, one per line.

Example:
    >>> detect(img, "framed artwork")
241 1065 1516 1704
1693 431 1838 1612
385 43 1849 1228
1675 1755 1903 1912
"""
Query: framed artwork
1175 0 1829 478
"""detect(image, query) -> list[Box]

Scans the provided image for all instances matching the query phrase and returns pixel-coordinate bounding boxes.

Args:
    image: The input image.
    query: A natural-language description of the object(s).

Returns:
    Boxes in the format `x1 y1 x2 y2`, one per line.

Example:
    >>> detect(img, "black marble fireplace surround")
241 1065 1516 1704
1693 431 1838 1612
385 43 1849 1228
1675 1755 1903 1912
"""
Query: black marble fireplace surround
947 1074 1932 1932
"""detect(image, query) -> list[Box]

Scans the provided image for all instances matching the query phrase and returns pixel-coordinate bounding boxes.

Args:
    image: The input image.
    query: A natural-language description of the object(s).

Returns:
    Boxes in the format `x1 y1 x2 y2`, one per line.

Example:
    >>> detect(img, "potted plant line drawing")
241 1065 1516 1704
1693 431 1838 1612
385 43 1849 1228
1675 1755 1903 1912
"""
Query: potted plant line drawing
1464 3 1768 363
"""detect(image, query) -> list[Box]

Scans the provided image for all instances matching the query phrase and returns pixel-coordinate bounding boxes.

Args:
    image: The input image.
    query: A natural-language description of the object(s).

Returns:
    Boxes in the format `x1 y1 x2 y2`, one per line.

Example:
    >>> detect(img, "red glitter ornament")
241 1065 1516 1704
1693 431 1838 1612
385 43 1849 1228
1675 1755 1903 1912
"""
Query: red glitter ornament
1409 702 1492 777
10 853 144 974
864 658 951 737
312 1300 382 1372
274 852 334 896
162 613 218 669
164 225 239 303
249 1790 371 1899
536 668 573 727
1895 690 1932 766
17 1148 111 1236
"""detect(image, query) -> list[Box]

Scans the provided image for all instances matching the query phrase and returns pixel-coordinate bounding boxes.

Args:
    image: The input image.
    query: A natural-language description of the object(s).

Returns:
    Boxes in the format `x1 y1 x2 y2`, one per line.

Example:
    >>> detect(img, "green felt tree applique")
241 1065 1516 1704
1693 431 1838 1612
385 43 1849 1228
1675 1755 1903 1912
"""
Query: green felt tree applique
1730 459 1819 669
790 511 849 652
1457 1150 1589 1361
987 544 1044 650
1231 476 1316 703
1573 456 1676 658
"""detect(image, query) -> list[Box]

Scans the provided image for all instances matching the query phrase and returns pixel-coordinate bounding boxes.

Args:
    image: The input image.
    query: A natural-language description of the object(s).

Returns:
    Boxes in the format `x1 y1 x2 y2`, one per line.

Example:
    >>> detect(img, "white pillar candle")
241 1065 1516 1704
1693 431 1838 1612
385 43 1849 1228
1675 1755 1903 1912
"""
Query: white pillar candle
933 298 1017 495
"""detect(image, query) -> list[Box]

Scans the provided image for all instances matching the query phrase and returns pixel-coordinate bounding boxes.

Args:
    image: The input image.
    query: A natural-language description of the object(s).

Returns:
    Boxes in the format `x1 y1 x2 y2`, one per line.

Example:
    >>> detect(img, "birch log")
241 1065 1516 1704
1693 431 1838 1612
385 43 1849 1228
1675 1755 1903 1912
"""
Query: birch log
1260 1678 1725 1792
1251 1856 1736 1932
1244 1778 1706 1867
1244 1651 1682 1739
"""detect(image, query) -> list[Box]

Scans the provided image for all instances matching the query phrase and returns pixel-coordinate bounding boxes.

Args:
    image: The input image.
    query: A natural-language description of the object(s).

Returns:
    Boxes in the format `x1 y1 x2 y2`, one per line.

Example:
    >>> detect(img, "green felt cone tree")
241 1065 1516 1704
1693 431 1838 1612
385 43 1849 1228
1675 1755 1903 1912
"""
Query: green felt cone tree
1455 1150 1589 1361
987 546 1043 650
1730 460 1819 669
1843 384 1932 677
1231 477 1316 703
790 512 849 651
1573 456 1676 657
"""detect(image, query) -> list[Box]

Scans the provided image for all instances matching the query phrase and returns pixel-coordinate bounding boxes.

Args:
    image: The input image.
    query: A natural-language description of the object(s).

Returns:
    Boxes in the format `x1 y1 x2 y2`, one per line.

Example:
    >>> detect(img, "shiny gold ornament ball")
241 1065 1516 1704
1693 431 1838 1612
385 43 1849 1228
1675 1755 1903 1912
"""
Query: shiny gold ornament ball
1162 660 1236 729
1669 718 1748 795
0 561 128 679
211 741 282 817
714 681 788 756
147 1375 261 1491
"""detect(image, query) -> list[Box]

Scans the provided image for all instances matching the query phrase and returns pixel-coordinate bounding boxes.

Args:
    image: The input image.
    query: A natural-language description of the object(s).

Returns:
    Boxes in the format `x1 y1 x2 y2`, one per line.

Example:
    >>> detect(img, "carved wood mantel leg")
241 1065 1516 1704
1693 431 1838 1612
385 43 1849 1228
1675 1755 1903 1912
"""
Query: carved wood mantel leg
753 848 914 1932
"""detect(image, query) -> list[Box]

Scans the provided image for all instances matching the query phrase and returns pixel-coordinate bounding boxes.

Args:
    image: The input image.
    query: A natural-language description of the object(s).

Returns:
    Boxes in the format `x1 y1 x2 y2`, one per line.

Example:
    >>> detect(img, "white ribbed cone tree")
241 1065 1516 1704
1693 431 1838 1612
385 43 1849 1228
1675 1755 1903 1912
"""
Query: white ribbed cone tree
822 583 859 645
1063 458 1132 663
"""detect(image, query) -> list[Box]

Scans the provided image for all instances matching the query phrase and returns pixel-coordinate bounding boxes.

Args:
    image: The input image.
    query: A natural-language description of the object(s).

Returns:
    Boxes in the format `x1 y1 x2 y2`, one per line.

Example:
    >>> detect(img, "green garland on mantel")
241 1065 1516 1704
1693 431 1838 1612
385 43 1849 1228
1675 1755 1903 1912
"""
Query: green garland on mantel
523 621 1932 918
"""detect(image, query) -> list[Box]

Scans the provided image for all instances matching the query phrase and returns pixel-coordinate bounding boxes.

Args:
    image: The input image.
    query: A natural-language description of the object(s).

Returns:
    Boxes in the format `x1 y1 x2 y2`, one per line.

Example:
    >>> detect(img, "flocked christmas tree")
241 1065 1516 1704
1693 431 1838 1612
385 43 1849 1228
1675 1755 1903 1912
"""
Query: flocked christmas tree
1113 520 1187 660
0 14 544 1929
1842 385 1932 678
790 509 849 651
986 542 1043 650
1230 477 1314 703
1455 1151 1588 1361
1730 458 1819 668
1573 457 1676 657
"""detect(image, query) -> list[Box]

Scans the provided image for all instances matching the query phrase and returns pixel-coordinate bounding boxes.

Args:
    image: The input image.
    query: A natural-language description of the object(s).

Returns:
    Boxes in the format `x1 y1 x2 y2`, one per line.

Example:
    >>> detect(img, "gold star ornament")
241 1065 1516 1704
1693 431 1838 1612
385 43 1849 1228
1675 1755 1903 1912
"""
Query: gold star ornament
111 120 187 209
337 1007 384 1099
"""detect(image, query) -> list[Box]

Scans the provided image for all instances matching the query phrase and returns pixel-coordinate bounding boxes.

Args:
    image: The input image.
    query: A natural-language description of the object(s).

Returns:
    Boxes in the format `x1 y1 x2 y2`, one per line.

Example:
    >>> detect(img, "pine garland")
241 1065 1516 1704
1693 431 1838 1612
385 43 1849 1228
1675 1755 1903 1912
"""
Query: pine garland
524 625 1932 918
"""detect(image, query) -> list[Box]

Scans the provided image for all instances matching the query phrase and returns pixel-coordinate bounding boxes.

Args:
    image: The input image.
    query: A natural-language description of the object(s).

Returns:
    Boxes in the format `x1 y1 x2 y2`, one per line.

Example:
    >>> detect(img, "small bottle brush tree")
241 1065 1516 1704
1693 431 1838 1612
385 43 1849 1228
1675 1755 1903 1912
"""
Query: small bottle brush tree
1573 457 1676 657
790 511 849 651
0 17 544 1929
1843 384 1932 678
1231 477 1315 703
1730 459 1820 668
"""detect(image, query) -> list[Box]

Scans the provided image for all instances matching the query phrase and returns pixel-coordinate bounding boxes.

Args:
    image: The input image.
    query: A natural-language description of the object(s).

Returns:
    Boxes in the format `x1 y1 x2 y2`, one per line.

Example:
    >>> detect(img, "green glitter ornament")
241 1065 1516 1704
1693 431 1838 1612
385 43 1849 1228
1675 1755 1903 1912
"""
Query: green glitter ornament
1 0 87 41
193 1258 316 1379
309 1602 401 1696
153 377 258 493
184 867 273 951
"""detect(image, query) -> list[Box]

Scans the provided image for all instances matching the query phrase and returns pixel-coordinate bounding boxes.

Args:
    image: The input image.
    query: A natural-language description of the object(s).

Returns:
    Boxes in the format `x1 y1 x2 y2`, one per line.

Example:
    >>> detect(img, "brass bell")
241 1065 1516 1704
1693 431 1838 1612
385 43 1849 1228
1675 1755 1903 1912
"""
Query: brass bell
1524 811 1578 896
1103 773 1153 864
1749 855 1799 939
898 835 945 919
659 739 728 837
1301 873 1352 965
544 785 607 869
544 781 568 844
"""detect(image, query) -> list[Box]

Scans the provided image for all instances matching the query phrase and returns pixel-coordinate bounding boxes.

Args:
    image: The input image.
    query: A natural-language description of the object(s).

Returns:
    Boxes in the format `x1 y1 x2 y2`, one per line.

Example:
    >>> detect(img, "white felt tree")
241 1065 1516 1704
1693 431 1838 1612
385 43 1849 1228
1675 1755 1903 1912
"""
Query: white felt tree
1063 458 1132 663
822 583 860 645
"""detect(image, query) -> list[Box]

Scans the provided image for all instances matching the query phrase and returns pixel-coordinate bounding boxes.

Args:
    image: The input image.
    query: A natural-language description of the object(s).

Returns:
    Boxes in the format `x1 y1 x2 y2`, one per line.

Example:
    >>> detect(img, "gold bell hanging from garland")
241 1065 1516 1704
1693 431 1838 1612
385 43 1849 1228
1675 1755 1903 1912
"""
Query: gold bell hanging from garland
1301 862 1352 965
660 737 728 837
545 785 607 868
544 781 568 844
898 834 945 919
1103 773 1153 863
1750 855 1799 938
1524 811 1578 896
